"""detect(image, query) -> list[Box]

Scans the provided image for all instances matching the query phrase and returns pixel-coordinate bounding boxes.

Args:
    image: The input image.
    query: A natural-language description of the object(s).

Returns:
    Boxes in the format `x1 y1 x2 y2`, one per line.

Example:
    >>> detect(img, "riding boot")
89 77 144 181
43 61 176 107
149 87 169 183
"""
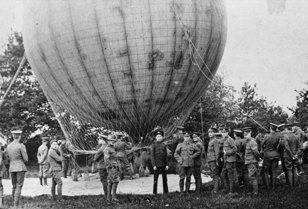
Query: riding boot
212 178 219 193
252 179 258 196
287 171 293 188
103 182 108 198
44 177 48 186
0 188 3 208
195 177 202 193
264 174 270 190
179 179 184 193
111 183 119 201
57 184 63 200
222 177 229 194
107 183 113 200
39 177 43 186
185 180 191 193
51 181 56 200
14 196 20 207
243 174 250 192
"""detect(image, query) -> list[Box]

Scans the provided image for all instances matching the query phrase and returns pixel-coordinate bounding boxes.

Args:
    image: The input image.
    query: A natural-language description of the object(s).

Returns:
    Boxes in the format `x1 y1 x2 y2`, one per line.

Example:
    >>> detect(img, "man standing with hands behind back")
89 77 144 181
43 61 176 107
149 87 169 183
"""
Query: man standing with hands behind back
37 136 49 186
151 130 169 194
7 126 28 207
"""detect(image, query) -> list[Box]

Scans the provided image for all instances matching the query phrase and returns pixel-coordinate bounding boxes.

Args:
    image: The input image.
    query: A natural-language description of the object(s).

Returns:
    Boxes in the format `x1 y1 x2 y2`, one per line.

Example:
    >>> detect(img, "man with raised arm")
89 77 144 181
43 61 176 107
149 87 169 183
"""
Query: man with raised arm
93 133 108 198
37 136 49 186
59 138 73 178
48 139 63 201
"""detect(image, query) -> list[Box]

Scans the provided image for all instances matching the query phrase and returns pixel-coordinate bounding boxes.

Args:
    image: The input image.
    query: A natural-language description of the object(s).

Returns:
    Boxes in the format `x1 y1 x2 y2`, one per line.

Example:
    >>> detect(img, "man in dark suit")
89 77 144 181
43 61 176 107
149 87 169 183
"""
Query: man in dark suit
151 130 169 194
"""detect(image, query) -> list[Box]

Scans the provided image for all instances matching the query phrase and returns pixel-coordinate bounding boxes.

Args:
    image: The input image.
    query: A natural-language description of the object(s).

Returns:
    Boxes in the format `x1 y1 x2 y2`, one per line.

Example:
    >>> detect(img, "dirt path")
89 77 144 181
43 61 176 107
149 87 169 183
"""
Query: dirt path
2 174 211 197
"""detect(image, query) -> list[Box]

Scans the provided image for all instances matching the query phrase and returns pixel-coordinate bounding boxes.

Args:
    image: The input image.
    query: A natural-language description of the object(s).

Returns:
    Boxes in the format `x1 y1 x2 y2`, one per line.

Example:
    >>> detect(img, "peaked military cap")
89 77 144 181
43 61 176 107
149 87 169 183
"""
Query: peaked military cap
214 133 222 137
154 130 164 136
183 132 191 137
242 127 252 132
234 129 243 133
277 124 285 130
209 124 219 132
11 126 23 134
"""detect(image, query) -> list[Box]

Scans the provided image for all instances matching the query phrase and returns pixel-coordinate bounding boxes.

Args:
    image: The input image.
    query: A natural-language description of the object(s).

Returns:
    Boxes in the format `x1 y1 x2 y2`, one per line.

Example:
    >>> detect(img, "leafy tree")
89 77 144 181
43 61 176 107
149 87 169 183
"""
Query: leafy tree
289 82 308 128
184 75 239 136
237 82 288 135
0 32 62 144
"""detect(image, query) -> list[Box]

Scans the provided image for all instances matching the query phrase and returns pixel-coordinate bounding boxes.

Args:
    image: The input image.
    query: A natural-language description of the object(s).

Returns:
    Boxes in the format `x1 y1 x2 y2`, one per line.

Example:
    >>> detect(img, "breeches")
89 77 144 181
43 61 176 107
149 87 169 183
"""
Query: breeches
246 163 258 181
39 164 49 178
221 162 236 179
179 167 194 181
263 157 279 176
51 170 63 185
209 161 221 179
98 168 108 184
11 171 26 197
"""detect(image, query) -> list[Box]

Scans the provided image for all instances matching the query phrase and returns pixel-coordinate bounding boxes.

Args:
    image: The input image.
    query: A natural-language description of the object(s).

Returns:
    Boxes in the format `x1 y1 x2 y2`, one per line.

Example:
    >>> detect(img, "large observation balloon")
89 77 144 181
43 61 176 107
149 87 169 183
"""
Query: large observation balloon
23 0 227 139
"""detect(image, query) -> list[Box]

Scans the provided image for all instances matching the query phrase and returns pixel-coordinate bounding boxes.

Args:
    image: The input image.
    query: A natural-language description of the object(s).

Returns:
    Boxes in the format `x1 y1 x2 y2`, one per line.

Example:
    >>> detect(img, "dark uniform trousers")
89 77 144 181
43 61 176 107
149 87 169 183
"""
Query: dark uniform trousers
153 166 168 194
263 157 279 188
11 171 26 198
179 167 194 192
284 157 299 187
221 162 236 193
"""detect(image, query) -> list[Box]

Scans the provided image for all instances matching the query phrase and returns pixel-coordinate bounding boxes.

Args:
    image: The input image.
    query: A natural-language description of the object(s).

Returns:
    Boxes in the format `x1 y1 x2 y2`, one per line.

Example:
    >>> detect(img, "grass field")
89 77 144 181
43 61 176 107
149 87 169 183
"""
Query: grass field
2 166 308 209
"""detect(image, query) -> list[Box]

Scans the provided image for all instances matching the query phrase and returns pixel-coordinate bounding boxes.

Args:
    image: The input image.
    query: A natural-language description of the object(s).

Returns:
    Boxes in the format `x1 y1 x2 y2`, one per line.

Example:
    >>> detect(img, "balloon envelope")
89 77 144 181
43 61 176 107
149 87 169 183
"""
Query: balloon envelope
23 0 227 138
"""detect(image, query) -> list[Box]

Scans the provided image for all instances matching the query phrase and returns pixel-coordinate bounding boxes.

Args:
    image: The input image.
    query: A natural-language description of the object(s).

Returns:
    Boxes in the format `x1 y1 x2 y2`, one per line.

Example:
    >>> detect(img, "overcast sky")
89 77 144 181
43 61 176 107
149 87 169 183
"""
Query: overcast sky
0 0 307 114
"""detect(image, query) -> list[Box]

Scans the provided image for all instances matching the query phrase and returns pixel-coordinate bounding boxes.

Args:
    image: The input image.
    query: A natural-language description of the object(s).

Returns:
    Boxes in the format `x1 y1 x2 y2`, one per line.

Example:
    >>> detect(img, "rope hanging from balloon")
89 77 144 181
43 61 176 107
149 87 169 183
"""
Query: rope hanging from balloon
172 6 269 132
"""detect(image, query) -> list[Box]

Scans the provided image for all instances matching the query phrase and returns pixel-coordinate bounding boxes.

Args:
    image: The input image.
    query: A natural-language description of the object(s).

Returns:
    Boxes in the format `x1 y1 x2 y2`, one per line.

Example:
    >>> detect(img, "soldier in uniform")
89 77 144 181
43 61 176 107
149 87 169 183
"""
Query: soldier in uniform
59 138 73 178
151 130 169 194
114 135 133 180
37 136 49 186
261 123 281 189
220 126 237 195
104 134 121 201
234 129 245 187
192 132 204 193
243 127 260 197
281 123 302 188
292 121 305 175
174 132 200 194
7 126 28 207
277 124 289 185
93 134 108 198
48 139 63 201
206 126 222 194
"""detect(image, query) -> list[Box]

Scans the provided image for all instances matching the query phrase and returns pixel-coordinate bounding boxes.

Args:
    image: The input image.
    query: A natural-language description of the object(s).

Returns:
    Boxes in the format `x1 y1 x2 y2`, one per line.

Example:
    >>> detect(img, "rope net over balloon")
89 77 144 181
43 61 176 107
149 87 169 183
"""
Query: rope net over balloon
23 0 227 154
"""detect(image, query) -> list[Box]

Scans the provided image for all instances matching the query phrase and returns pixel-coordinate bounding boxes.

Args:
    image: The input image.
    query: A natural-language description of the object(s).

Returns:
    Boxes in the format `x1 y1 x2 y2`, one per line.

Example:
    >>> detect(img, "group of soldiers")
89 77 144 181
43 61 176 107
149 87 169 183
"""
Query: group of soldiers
204 121 306 197
150 121 307 198
0 120 306 207
0 126 75 207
